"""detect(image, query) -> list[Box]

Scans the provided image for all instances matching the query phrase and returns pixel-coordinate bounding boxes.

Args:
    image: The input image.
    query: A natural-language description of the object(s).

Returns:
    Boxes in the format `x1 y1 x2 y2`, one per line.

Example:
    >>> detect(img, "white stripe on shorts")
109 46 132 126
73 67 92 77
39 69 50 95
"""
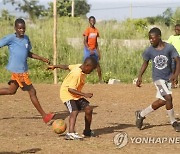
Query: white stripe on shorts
66 100 72 113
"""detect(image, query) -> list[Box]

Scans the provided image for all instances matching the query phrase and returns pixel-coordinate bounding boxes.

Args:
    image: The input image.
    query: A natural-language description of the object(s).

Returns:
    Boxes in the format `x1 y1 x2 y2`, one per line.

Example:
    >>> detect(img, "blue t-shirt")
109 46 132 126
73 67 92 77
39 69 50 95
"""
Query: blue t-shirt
143 43 179 81
0 33 32 73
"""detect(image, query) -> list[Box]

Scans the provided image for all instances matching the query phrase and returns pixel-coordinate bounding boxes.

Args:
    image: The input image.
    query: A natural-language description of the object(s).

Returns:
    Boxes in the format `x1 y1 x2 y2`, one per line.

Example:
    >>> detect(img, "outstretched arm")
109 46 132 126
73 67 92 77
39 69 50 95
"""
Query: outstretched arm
136 60 149 87
28 52 50 64
68 88 93 98
47 64 69 70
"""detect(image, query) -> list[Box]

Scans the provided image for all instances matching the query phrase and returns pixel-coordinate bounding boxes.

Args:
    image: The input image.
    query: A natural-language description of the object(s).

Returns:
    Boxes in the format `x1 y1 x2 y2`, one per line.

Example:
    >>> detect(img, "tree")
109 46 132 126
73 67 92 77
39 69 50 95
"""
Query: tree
48 0 90 17
74 0 90 17
172 7 180 25
48 0 71 17
1 9 14 20
146 8 173 26
3 0 46 21
162 8 173 26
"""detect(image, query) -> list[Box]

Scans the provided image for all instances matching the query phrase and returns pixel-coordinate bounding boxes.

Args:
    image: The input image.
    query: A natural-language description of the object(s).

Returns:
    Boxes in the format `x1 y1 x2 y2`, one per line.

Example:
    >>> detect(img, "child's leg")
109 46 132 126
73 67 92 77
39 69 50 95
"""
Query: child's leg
84 105 93 131
64 100 80 133
163 94 176 124
140 99 166 117
27 85 46 118
97 63 102 82
0 81 19 95
69 111 79 133
136 99 165 130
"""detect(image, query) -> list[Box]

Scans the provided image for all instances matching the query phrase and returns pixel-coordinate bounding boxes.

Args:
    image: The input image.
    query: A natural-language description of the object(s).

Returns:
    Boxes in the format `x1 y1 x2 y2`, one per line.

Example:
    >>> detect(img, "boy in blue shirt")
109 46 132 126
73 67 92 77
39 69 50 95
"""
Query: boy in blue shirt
0 18 54 124
136 27 180 132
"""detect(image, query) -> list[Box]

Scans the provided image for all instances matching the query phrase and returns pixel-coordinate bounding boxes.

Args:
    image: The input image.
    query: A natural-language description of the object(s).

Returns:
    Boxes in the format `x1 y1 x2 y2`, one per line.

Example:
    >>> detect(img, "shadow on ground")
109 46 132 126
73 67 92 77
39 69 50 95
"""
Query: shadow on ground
0 148 41 154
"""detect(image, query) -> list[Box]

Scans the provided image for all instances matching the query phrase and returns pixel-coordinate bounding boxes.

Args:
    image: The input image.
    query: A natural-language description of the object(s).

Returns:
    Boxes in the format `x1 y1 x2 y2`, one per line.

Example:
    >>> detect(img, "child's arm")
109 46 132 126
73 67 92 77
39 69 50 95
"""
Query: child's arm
47 65 69 70
170 56 180 82
136 60 149 87
28 52 50 64
96 42 101 60
84 36 89 49
84 36 94 55
68 88 93 98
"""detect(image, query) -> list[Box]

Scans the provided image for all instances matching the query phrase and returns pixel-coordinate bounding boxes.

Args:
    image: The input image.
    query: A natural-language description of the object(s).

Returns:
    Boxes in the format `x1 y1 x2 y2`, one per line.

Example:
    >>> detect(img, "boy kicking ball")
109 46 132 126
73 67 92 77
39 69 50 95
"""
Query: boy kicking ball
136 27 180 132
0 18 54 124
48 57 97 140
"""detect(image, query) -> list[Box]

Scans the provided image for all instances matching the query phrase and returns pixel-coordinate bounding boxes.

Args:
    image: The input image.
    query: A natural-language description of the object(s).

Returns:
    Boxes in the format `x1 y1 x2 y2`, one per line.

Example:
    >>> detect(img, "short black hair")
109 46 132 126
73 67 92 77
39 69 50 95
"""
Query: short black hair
15 18 25 27
89 16 96 21
84 56 97 68
149 27 161 36
175 24 180 27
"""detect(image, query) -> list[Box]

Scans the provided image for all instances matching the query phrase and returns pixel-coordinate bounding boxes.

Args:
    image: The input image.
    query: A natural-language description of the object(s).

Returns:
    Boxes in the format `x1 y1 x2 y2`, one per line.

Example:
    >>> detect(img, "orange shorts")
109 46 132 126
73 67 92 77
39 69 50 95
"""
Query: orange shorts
9 72 32 90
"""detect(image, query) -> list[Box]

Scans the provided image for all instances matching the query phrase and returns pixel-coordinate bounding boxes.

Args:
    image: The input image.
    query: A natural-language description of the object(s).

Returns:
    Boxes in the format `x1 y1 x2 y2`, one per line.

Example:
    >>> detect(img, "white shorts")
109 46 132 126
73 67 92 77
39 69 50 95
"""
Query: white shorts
154 79 172 101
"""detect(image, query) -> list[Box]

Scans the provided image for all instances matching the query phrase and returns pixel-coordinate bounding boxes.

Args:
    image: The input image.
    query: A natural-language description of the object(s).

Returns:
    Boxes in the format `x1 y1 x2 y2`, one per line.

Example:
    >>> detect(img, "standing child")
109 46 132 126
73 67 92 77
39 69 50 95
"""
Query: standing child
83 16 102 82
0 18 54 123
48 57 97 140
136 27 180 132
167 24 180 88
168 24 180 54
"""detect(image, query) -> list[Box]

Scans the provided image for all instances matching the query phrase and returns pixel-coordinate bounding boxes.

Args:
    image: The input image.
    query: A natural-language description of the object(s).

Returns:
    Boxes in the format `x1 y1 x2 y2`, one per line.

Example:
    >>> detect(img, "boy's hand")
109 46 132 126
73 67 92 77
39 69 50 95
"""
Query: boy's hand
136 77 142 87
169 74 178 85
42 58 50 64
89 49 95 55
47 65 55 70
83 93 93 98
169 74 176 82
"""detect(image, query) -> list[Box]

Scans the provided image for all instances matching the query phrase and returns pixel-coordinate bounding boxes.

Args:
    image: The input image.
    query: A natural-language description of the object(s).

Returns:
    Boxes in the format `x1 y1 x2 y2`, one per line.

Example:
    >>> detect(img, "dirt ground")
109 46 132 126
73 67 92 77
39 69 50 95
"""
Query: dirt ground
0 83 180 154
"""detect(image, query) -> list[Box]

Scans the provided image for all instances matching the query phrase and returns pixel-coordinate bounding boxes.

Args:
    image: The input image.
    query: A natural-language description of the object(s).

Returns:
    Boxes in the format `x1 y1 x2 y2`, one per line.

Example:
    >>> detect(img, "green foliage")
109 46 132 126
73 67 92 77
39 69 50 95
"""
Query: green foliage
0 9 15 21
172 7 180 25
146 8 179 27
48 0 90 17
48 0 71 17
120 19 148 39
0 17 172 84
3 0 46 21
162 8 173 26
74 0 90 17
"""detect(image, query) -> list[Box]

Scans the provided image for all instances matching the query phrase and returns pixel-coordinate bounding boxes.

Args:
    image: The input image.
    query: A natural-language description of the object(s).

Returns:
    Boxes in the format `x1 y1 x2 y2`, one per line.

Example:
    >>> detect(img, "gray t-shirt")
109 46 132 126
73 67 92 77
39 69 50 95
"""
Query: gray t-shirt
143 43 179 81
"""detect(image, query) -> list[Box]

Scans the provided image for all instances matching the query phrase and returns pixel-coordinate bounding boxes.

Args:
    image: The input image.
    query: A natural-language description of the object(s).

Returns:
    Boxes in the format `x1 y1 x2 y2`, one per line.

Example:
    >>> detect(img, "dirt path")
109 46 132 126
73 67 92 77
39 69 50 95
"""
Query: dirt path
0 83 180 154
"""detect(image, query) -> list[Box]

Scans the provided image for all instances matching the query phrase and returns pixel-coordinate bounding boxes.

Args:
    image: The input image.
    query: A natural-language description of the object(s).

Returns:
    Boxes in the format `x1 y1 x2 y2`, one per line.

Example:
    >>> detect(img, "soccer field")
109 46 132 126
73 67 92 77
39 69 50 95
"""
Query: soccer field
0 83 180 154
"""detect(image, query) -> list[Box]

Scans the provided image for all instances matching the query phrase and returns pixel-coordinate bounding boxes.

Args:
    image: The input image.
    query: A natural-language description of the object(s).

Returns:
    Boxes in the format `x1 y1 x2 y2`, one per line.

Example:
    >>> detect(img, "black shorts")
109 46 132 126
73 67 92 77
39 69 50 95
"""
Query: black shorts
8 80 32 91
64 98 90 113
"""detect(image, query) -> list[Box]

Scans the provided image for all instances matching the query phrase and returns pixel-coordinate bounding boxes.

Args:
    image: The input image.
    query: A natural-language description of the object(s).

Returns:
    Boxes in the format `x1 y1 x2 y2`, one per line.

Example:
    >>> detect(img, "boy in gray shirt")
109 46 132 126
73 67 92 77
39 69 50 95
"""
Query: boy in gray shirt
136 27 180 132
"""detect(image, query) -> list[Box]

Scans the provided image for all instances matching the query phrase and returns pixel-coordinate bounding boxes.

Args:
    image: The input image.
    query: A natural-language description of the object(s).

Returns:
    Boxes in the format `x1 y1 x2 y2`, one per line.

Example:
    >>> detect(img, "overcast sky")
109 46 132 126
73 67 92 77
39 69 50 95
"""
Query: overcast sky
0 0 180 20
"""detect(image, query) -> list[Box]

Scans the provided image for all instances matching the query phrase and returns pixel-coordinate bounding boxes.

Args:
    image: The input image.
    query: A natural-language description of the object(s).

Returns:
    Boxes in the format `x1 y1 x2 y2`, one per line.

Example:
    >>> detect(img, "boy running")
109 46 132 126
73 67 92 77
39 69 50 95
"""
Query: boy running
48 57 97 140
0 18 54 123
83 16 102 82
136 27 180 132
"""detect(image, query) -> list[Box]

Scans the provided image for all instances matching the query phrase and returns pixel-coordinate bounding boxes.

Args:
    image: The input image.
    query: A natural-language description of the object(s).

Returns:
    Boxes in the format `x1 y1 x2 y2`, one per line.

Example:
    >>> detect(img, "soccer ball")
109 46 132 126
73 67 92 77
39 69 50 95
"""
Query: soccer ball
52 119 67 134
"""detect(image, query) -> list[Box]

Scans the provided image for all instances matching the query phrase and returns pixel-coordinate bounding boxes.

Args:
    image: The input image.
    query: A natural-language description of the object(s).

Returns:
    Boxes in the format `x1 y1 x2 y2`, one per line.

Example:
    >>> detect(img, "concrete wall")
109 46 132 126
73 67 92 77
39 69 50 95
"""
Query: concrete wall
67 38 150 49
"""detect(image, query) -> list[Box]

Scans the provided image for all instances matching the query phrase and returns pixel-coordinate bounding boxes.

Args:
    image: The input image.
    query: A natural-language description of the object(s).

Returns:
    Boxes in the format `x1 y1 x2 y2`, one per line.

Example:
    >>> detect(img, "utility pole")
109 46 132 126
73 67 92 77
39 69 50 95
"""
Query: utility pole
71 0 75 17
53 0 58 84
